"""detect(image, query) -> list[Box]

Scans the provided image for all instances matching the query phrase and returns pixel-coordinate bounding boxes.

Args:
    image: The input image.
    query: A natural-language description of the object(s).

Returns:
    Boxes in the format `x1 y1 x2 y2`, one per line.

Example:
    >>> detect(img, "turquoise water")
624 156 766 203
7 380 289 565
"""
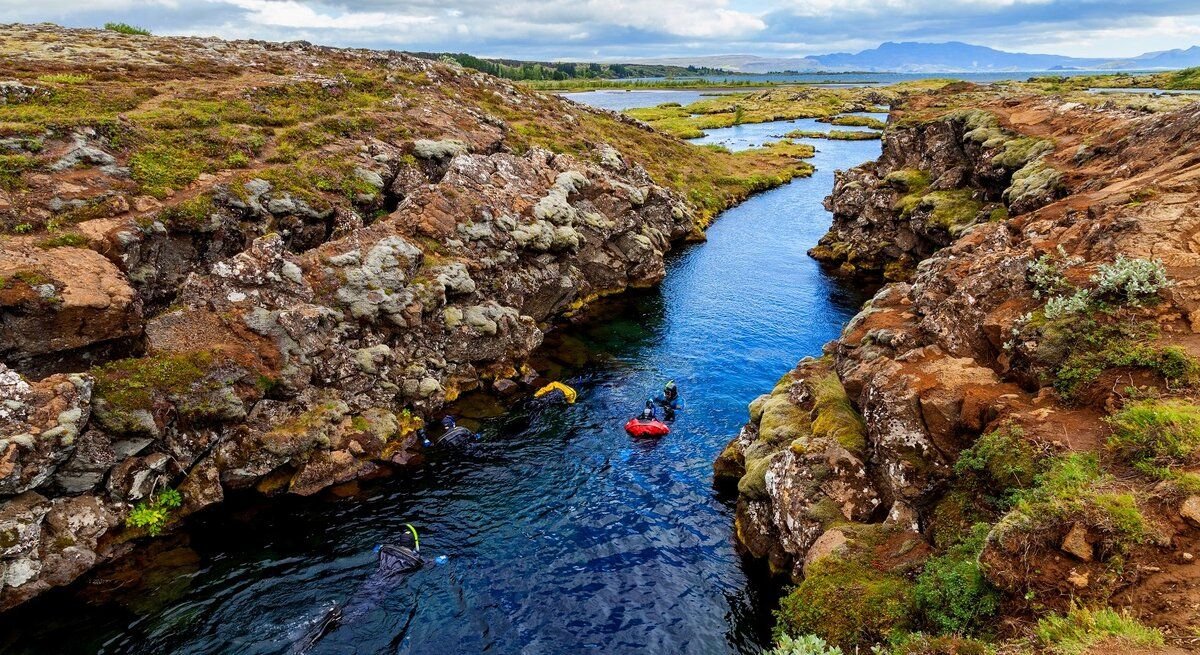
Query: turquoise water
0 104 879 655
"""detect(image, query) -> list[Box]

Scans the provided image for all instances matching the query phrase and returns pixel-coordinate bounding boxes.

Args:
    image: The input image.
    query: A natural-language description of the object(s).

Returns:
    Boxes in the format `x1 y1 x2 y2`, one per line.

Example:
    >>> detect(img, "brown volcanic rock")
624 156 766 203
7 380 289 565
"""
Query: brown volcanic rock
0 244 142 361
722 87 1200 630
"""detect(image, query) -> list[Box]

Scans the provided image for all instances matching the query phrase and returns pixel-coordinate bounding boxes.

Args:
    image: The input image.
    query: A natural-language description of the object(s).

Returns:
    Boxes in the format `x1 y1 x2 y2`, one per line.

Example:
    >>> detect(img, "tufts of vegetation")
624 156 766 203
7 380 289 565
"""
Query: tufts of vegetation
777 558 914 650
1027 245 1084 298
1035 606 1163 655
882 633 993 655
0 154 37 191
955 425 1044 506
827 115 886 129
125 488 183 537
785 129 882 141
1050 319 1198 399
913 524 1001 636
104 22 151 36
1108 400 1200 492
154 194 218 229
1090 255 1172 305
766 634 843 655
36 73 92 85
130 146 210 199
995 453 1150 554
93 351 218 416
37 232 88 249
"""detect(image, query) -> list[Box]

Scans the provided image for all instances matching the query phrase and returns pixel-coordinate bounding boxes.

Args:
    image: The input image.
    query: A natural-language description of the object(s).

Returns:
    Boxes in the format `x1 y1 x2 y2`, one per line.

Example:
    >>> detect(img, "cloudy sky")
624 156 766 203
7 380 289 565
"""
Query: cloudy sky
6 0 1200 60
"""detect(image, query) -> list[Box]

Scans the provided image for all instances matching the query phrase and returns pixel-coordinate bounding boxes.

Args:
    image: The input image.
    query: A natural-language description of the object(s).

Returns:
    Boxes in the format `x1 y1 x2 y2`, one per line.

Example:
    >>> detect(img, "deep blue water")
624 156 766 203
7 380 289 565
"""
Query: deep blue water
0 101 878 655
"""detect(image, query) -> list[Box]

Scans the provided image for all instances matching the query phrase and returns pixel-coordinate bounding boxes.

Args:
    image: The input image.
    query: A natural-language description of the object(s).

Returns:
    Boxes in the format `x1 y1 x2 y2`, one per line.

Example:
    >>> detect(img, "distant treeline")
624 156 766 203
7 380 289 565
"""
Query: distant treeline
409 52 731 81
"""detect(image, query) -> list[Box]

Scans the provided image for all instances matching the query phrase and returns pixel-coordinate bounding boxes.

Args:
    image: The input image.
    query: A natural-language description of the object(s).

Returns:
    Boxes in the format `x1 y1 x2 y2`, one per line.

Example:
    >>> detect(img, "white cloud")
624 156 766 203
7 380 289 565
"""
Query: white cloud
213 0 435 30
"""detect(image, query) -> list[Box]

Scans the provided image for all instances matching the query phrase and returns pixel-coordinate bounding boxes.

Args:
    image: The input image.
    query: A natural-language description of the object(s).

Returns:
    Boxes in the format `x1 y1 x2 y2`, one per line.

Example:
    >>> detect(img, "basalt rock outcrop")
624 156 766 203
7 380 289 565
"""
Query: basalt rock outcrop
0 24 817 610
720 87 1200 647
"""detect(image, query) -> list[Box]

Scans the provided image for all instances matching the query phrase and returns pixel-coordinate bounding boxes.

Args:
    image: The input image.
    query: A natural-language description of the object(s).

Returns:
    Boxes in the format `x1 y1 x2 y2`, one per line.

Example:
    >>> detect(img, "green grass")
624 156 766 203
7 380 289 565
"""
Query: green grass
103 22 151 36
827 115 886 129
785 129 881 141
129 145 210 199
999 453 1150 549
0 154 37 190
1035 606 1163 655
1108 400 1200 492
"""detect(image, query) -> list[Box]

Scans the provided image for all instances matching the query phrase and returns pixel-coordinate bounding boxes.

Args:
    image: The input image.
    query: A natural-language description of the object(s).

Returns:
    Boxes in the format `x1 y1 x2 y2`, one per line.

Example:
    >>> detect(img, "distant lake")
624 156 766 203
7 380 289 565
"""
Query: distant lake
559 89 727 111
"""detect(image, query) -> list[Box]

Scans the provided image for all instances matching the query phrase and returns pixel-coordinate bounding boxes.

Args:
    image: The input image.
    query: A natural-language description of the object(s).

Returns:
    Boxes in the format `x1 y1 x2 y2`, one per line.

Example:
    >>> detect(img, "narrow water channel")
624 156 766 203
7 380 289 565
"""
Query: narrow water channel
0 106 881 655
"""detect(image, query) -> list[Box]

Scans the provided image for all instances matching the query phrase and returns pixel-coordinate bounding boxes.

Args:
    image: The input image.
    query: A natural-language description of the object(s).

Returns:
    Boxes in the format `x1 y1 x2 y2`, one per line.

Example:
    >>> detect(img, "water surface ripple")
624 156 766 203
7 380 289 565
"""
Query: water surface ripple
0 102 880 655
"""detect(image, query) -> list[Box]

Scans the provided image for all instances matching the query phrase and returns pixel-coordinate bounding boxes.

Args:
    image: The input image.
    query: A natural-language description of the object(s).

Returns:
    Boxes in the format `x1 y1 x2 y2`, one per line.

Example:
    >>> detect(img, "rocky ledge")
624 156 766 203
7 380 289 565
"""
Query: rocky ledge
0 24 817 609
719 85 1200 652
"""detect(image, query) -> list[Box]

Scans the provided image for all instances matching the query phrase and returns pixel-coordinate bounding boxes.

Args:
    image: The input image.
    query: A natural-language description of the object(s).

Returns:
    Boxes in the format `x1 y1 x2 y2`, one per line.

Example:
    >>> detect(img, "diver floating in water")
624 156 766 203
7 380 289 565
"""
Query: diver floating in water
422 415 480 449
293 524 442 654
655 380 682 421
625 400 670 437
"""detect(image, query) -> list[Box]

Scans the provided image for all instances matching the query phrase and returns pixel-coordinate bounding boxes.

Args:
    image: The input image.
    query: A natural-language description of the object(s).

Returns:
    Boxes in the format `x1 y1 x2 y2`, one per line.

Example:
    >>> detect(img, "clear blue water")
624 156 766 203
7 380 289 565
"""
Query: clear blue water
0 100 879 655
689 117 878 150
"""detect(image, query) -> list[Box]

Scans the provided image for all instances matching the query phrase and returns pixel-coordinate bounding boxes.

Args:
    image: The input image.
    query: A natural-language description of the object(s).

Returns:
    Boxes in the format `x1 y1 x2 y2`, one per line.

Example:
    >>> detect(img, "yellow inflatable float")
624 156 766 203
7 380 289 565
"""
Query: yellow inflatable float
534 381 577 404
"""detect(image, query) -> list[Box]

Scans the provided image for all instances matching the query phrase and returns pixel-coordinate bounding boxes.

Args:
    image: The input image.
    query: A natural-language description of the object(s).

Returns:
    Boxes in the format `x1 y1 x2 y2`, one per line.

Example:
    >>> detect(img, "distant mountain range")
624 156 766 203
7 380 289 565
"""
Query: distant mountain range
632 42 1200 74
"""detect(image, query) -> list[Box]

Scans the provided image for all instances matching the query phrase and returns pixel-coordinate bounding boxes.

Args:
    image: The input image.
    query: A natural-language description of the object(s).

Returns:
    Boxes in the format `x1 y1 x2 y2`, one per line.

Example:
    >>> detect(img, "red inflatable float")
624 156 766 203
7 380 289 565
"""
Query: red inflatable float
625 417 670 437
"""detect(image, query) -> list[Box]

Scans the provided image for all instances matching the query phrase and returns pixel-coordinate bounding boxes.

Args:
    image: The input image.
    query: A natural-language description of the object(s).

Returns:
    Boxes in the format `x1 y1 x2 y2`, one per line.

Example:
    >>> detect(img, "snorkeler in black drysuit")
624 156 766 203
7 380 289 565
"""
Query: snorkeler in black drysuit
292 526 437 654
422 415 480 448
656 380 680 421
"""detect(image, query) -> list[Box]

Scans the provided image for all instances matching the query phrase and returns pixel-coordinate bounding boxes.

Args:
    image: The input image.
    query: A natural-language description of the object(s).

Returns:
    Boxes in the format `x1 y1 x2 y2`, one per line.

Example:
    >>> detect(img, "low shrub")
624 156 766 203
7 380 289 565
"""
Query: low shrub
954 425 1043 505
913 524 1001 636
1090 255 1171 305
104 22 151 36
767 634 843 655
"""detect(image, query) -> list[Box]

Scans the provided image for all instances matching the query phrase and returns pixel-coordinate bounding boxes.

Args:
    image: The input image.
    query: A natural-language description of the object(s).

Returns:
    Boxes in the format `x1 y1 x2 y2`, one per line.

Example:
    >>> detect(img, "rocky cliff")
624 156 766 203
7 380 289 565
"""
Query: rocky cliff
719 85 1200 651
0 24 818 610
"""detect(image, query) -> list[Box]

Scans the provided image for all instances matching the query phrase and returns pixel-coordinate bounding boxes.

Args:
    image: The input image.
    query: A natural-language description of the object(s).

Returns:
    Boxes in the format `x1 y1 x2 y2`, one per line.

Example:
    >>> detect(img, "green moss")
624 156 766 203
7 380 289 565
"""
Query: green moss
155 194 217 229
1035 606 1163 655
885 633 992 655
809 372 867 454
93 351 218 415
130 145 210 199
37 232 88 248
921 190 983 231
777 557 915 650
